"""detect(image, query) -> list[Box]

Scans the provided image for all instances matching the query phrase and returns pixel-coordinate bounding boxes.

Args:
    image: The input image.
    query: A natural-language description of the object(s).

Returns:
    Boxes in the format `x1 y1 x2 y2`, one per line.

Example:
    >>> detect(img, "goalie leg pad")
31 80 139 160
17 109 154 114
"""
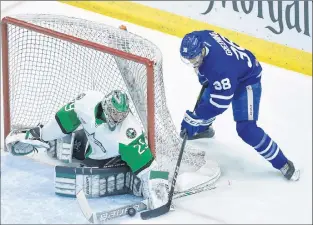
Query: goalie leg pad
54 164 142 198
137 161 170 210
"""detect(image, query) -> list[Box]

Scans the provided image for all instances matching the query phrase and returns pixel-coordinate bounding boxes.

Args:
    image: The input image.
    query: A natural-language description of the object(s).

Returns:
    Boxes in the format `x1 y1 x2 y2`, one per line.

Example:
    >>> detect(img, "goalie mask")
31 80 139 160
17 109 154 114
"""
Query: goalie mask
101 90 130 130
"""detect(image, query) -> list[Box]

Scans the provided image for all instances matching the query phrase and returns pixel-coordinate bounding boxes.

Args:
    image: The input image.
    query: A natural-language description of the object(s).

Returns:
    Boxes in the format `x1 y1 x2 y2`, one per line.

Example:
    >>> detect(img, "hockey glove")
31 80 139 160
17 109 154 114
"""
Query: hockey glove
198 75 209 86
181 110 215 139
195 69 209 86
5 127 50 156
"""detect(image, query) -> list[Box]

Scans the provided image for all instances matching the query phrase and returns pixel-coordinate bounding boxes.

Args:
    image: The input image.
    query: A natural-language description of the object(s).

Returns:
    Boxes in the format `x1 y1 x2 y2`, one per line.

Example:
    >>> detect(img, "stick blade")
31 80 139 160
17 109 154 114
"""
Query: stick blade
140 203 170 220
76 189 94 223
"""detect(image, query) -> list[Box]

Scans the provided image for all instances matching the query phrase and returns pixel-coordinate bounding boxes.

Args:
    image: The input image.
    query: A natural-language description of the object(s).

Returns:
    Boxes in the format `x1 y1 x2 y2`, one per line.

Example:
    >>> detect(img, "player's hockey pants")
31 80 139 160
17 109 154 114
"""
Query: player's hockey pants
233 82 288 170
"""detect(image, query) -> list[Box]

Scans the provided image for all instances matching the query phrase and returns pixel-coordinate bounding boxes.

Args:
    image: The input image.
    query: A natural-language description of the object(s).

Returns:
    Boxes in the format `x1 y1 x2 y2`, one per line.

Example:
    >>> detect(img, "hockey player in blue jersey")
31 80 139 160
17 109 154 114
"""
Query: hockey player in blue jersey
179 30 300 181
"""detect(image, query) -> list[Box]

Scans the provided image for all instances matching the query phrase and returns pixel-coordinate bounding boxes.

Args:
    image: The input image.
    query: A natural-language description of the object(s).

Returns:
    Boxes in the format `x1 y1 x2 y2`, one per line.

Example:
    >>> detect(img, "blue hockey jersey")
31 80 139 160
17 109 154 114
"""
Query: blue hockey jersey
192 30 263 120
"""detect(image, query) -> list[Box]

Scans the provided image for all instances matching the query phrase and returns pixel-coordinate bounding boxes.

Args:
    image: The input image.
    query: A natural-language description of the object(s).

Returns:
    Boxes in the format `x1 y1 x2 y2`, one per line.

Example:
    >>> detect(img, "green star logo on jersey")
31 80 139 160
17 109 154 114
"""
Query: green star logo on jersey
126 128 137 139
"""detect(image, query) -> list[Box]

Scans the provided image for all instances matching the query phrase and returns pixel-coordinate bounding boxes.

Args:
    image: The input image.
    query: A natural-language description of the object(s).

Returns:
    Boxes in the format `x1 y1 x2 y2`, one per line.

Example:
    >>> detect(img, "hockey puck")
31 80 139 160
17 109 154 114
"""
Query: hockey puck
127 207 136 217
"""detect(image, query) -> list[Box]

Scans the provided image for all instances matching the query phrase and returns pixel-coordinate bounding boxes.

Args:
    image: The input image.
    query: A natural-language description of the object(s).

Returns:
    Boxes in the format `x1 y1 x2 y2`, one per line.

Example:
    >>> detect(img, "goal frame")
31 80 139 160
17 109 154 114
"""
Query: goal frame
1 16 156 154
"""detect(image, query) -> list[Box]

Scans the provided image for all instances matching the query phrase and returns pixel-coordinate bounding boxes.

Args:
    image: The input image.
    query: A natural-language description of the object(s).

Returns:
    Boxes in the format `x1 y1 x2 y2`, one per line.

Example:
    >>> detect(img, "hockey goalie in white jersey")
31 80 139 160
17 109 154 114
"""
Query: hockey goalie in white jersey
6 89 169 210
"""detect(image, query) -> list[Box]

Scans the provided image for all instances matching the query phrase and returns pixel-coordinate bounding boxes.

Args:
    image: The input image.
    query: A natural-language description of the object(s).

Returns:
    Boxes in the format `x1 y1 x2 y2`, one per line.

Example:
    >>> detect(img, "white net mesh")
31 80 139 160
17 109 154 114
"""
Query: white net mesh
4 14 208 178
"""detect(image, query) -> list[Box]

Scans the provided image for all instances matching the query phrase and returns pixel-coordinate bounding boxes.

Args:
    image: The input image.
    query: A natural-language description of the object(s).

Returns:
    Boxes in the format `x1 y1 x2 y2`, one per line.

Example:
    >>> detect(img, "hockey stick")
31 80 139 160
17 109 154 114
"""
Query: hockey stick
140 85 207 220
77 178 217 224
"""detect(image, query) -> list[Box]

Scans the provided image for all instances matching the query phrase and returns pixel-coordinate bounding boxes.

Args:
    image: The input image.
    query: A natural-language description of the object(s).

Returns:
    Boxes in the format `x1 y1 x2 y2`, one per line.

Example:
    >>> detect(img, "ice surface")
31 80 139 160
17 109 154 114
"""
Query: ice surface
1 1 312 224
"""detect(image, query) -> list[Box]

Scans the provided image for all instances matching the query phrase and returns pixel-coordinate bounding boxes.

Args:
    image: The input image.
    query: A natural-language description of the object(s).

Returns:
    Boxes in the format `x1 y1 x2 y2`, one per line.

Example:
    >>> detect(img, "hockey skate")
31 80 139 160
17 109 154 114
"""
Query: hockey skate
280 160 300 181
180 125 215 140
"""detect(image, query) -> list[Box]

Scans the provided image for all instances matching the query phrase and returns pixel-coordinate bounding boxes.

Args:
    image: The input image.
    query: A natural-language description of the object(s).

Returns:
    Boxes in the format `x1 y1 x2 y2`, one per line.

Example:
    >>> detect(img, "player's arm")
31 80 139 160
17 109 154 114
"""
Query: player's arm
119 132 154 173
195 73 236 120
181 71 236 138
35 98 82 142
52 100 81 137
117 114 154 174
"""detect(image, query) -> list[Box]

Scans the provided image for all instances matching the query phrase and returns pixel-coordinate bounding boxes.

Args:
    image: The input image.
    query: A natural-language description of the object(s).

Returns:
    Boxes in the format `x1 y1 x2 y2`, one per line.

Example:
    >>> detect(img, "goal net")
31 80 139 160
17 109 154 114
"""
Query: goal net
1 14 217 180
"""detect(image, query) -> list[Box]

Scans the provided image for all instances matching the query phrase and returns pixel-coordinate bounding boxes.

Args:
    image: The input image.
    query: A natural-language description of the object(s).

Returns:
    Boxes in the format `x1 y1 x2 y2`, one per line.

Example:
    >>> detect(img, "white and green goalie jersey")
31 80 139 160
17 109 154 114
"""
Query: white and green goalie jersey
55 90 154 173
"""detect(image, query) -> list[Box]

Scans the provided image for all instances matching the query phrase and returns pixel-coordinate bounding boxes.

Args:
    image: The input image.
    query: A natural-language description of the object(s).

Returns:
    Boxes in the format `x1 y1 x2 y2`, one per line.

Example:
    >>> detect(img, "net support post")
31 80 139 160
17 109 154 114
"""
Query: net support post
1 18 10 146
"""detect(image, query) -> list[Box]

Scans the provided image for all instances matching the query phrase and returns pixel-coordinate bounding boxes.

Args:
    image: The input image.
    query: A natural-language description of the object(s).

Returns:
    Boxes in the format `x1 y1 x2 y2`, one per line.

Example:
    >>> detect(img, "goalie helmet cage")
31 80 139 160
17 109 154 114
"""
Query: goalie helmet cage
1 14 207 177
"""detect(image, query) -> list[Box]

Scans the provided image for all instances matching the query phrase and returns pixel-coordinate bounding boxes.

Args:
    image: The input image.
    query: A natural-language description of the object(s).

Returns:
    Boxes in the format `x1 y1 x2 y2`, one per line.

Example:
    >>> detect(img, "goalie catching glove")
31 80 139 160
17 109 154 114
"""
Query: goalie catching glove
5 125 72 162
5 126 50 156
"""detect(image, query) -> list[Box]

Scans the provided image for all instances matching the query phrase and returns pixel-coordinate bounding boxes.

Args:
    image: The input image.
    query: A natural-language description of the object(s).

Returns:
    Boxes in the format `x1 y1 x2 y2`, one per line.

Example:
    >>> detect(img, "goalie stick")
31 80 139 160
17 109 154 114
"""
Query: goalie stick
76 179 218 224
140 84 208 220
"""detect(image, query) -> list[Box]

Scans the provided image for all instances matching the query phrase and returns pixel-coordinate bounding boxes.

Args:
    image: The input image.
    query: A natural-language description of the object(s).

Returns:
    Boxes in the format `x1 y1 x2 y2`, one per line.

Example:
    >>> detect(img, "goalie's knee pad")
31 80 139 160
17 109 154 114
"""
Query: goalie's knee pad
72 129 89 160
236 121 265 147
51 129 89 163
51 133 75 163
